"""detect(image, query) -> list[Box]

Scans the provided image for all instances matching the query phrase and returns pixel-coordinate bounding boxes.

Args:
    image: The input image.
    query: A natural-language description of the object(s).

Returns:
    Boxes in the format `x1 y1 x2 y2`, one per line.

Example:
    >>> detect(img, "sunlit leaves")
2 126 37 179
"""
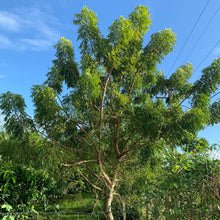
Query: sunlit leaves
108 17 135 48
80 68 102 101
129 6 151 35
143 29 176 66
46 37 79 94
169 63 193 90
191 93 210 110
193 58 220 96
181 108 208 133
31 85 60 127
74 6 102 60
0 6 219 160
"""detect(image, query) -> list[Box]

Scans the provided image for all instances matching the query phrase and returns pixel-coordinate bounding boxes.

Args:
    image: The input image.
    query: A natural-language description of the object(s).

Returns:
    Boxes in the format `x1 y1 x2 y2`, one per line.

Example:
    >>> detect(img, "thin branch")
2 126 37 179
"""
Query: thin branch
114 192 126 219
93 103 101 112
89 38 102 66
77 169 103 192
113 119 120 157
88 37 104 89
58 113 91 127
166 95 190 117
83 162 101 181
29 127 83 153
62 160 96 166
121 137 131 154
97 158 112 187
176 166 184 175
63 151 101 181
97 66 114 186
90 192 99 219
14 113 81 154
99 66 114 139
120 135 144 157
128 64 142 97
56 93 66 109
58 114 94 144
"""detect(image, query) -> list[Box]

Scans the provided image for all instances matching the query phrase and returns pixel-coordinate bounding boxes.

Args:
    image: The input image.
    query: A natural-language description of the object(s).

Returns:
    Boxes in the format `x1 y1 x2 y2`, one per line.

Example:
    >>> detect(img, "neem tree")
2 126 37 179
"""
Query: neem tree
1 6 220 219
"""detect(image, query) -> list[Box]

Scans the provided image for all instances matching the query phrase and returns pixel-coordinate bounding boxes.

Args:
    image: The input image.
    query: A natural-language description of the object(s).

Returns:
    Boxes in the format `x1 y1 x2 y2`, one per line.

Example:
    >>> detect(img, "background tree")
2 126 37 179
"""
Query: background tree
0 130 86 197
145 149 220 219
0 5 220 219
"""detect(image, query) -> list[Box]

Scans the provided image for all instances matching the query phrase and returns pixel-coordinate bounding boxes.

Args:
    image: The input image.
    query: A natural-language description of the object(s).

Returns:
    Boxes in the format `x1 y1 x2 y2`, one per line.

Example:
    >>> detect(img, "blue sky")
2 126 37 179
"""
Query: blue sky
0 0 220 150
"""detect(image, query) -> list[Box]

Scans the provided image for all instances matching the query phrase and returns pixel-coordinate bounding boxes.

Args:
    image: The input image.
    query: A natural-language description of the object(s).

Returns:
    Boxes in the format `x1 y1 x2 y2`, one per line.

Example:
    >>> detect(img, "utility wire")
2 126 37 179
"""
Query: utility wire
194 39 220 73
185 5 220 62
210 91 220 100
168 0 210 77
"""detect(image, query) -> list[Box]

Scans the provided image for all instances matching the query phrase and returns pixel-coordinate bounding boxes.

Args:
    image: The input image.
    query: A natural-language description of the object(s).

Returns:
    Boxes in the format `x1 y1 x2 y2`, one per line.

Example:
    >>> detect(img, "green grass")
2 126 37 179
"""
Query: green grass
30 212 102 220
33 193 105 219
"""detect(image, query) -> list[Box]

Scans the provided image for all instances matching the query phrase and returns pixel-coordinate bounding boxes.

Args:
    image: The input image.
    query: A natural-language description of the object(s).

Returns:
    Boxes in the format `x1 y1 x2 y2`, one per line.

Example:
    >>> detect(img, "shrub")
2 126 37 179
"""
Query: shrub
0 161 56 218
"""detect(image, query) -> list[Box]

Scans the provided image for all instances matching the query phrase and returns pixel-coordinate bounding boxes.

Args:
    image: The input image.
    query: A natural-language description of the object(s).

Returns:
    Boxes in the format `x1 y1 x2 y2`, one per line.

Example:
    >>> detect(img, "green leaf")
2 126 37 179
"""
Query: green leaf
1 204 13 211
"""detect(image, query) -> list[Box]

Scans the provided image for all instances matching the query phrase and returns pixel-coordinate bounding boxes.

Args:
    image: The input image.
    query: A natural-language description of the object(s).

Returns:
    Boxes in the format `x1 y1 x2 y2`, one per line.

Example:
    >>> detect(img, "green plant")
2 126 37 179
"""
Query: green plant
1 5 220 220
145 149 220 219
0 161 56 218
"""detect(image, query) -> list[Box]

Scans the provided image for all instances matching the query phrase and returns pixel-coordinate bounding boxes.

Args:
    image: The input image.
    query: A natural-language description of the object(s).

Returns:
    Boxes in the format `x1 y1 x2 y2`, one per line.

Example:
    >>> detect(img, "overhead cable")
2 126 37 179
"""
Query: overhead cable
210 91 220 100
185 5 220 62
168 0 210 77
194 39 220 73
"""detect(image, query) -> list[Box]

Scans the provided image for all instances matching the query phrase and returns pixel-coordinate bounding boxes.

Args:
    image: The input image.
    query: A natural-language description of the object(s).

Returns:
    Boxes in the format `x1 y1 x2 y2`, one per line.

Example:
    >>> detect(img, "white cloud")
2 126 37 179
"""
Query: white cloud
0 75 6 79
0 7 60 51
0 12 20 31
19 38 53 51
0 34 12 48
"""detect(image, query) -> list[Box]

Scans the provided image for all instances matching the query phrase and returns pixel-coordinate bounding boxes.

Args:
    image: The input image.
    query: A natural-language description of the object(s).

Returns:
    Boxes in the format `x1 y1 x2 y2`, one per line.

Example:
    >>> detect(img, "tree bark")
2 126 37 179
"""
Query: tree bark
104 176 118 220
122 199 126 220
105 191 114 220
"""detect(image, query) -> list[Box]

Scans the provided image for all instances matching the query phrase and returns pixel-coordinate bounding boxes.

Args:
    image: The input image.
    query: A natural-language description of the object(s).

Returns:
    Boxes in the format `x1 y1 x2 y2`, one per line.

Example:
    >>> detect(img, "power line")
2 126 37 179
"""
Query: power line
184 5 220 62
210 91 220 100
168 0 210 77
194 39 220 73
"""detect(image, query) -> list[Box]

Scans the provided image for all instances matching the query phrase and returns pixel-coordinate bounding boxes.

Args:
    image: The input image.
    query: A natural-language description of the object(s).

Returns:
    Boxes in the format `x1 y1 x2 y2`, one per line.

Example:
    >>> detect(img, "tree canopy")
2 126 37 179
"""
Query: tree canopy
0 5 220 220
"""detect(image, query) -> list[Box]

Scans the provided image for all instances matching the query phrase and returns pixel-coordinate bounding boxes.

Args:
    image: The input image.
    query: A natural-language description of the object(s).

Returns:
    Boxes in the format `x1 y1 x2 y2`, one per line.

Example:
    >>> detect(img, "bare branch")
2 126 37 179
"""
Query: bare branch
113 119 120 157
166 95 190 117
128 64 142 97
88 38 102 66
62 160 96 166
121 137 131 154
77 169 103 192
97 159 112 186
99 66 114 139
90 192 99 219
120 135 144 157
97 66 114 186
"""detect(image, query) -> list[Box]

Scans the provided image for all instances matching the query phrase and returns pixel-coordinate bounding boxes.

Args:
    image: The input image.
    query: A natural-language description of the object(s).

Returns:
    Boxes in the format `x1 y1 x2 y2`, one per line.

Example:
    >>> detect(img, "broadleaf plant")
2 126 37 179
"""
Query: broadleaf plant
0 5 220 220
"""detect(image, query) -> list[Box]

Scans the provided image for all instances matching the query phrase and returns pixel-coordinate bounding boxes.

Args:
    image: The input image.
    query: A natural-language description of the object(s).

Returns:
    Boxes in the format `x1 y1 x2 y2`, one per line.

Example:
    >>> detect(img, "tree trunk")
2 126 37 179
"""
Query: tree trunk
104 176 118 220
121 199 126 220
105 190 114 220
